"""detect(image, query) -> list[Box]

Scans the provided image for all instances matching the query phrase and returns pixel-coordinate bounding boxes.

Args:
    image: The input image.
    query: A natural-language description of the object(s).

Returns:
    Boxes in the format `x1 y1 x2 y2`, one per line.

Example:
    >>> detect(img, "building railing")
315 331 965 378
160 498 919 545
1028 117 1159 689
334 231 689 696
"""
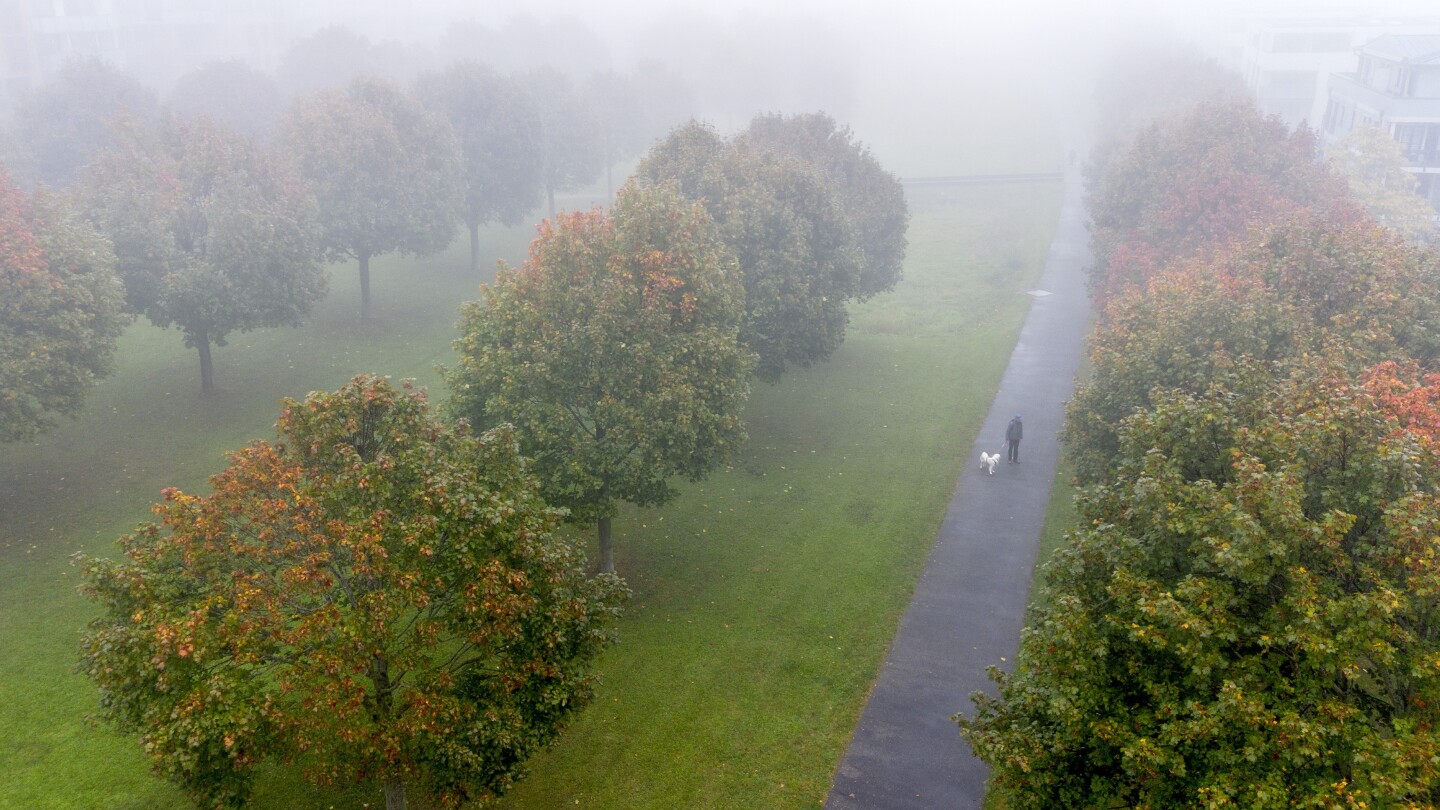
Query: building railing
1403 148 1440 168
1330 73 1440 119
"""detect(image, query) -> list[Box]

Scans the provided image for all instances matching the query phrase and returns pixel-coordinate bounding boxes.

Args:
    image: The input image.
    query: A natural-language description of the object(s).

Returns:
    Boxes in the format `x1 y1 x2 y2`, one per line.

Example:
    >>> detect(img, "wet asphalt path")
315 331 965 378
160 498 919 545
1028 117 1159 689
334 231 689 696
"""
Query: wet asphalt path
825 167 1092 809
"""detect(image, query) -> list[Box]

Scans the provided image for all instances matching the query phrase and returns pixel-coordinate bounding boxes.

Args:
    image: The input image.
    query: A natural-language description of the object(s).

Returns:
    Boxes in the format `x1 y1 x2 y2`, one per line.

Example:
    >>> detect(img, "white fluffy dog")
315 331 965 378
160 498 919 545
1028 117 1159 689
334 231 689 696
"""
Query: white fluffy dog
980 451 1000 475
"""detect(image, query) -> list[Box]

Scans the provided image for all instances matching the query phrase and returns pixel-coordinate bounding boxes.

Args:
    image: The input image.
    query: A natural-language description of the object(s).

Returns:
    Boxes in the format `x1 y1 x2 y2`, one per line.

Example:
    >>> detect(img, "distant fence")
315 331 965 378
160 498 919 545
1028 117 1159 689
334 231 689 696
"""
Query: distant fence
901 172 1064 187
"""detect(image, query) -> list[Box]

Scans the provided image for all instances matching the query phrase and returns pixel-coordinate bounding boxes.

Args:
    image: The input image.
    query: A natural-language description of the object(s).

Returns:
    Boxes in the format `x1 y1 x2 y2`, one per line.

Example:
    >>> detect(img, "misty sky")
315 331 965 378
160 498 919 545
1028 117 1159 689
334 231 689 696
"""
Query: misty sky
282 0 1431 174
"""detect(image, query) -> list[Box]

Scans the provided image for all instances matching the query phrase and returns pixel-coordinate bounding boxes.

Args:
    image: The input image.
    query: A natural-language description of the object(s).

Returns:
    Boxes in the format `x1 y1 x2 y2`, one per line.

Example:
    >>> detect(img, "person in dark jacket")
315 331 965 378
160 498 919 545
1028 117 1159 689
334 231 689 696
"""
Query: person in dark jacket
1005 415 1023 462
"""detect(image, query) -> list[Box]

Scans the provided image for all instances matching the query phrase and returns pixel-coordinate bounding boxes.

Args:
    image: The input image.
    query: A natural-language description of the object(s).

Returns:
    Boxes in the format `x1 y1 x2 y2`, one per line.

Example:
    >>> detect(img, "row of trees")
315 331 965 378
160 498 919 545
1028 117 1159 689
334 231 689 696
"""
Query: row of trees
0 53 688 432
78 113 909 807
448 112 908 571
3 46 687 203
961 57 1440 806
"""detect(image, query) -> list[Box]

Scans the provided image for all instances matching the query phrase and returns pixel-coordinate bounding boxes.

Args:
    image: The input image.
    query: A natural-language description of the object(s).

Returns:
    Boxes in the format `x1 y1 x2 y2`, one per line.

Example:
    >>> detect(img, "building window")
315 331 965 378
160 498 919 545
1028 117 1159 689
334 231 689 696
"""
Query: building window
1389 66 1413 97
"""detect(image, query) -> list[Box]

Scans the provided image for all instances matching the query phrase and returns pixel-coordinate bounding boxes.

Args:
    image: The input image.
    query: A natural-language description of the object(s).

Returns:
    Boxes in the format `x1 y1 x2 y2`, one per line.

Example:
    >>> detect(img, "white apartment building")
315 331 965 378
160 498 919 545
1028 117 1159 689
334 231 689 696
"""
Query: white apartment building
1324 34 1440 212
1238 15 1440 130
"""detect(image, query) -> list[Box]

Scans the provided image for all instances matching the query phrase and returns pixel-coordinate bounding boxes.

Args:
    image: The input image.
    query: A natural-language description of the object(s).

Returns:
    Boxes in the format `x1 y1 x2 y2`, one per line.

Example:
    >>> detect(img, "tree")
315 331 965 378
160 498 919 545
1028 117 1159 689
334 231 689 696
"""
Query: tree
629 60 698 145
79 375 625 810
280 78 462 320
1327 124 1437 243
167 61 286 141
1064 260 1301 483
414 63 543 273
638 120 863 381
742 111 909 299
11 59 160 187
1087 44 1246 185
964 362 1440 807
1066 213 1440 482
518 68 603 220
274 25 381 98
80 117 327 392
583 70 648 200
0 168 128 442
447 182 753 574
1088 96 1356 299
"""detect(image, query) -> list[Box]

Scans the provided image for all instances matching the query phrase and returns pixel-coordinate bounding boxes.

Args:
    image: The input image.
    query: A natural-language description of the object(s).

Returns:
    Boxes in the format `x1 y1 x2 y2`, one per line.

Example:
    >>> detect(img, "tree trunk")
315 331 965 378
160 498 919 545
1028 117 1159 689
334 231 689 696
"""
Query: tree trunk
358 251 373 321
383 777 407 810
196 330 214 393
469 221 481 274
547 183 556 222
606 162 614 202
370 655 405 810
597 516 614 574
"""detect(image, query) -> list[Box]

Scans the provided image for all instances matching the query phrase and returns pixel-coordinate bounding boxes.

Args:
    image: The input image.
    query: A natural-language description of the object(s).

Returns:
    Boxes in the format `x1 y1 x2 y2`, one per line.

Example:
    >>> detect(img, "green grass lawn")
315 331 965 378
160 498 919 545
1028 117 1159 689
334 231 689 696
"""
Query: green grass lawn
0 181 1061 809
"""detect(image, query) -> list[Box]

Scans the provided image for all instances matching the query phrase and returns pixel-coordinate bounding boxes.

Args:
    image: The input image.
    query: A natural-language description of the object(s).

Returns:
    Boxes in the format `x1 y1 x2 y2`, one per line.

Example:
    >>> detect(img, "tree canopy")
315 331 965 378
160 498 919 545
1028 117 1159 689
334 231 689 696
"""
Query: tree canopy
0 169 128 442
973 59 1440 807
280 77 462 319
447 181 753 573
1086 44 1247 184
1088 96 1356 299
414 63 544 273
637 120 867 381
518 68 604 220
167 60 286 141
583 70 648 199
80 117 327 392
80 374 625 810
742 111 909 299
1327 124 1437 244
11 59 161 188
965 361 1440 808
1066 214 1440 482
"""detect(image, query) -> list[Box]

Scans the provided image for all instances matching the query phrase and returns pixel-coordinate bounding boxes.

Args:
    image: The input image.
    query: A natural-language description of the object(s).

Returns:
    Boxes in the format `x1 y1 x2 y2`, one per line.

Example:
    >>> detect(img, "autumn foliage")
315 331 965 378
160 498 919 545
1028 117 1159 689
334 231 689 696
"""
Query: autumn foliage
1088 96 1356 301
80 375 625 809
966 65 1440 806
1067 213 1440 481
968 362 1440 807
448 182 752 574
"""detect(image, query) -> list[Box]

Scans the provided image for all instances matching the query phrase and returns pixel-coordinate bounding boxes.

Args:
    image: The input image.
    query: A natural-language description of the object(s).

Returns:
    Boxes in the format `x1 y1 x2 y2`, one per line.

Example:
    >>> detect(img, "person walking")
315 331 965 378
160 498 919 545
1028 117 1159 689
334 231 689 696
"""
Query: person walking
1005 415 1023 463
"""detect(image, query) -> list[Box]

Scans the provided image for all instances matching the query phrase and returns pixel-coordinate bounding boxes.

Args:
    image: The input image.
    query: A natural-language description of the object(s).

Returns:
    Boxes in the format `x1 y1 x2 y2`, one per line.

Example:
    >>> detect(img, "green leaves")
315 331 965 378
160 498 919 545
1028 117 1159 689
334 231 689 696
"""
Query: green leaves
280 78 462 318
79 375 624 808
447 182 753 572
967 368 1440 807
1327 125 1438 244
414 63 544 232
638 118 893 381
0 171 128 442
974 65 1440 806
79 116 326 391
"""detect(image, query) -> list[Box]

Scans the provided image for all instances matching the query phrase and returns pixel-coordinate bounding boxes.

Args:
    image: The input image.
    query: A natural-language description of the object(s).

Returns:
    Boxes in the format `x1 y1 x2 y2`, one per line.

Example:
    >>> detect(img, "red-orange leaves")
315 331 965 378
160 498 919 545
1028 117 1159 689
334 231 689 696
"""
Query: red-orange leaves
1365 361 1440 452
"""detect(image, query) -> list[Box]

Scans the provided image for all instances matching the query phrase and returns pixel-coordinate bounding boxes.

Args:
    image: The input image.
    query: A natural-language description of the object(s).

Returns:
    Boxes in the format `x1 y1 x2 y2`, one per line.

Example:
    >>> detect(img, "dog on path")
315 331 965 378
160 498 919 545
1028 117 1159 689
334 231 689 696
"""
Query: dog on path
979 451 1000 475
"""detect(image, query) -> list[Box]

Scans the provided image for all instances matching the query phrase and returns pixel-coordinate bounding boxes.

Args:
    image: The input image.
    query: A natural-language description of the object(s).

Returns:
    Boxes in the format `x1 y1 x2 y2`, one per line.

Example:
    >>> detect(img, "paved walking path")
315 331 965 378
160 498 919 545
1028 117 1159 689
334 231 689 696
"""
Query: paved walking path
825 166 1093 809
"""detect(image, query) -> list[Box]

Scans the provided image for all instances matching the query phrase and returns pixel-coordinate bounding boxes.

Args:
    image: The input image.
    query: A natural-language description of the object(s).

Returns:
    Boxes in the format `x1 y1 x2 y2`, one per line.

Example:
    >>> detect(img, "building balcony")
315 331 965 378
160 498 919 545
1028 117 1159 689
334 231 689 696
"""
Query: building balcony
1330 72 1440 121
1404 147 1440 168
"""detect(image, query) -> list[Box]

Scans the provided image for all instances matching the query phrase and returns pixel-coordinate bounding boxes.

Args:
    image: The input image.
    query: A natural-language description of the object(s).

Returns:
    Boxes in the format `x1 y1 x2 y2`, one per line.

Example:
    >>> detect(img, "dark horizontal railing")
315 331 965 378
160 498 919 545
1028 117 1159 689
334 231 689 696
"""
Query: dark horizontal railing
901 172 1064 186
